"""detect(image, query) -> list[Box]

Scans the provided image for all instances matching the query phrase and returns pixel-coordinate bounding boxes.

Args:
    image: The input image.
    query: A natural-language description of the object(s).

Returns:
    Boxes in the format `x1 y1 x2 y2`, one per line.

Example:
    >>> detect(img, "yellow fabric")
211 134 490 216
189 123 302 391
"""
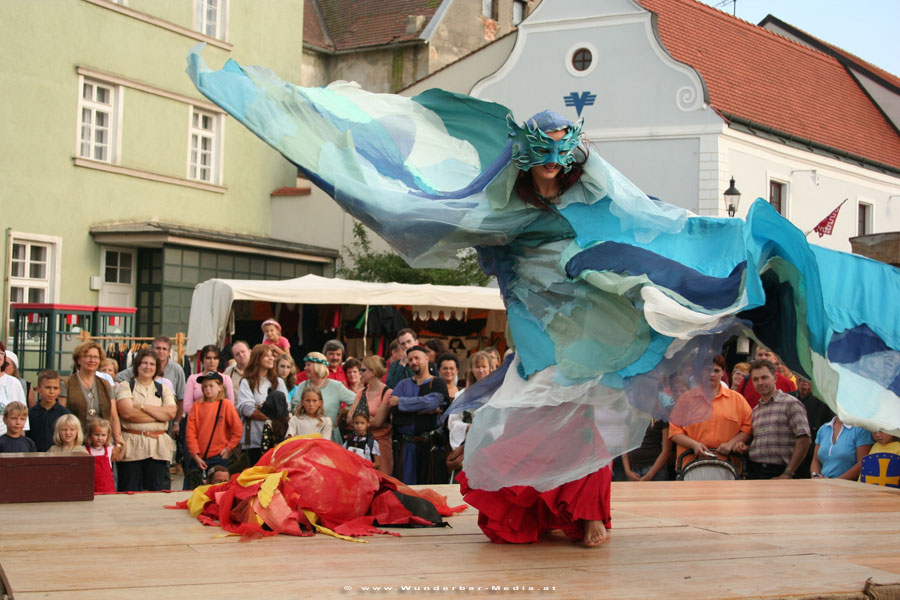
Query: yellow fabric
303 509 366 543
257 471 288 508
187 484 213 517
236 465 276 486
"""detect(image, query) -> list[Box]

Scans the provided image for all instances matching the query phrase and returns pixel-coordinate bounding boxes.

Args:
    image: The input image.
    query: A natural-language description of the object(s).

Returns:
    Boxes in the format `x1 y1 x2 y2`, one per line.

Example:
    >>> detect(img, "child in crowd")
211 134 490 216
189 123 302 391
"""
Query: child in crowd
27 370 70 452
275 354 299 405
48 414 89 454
870 430 900 456
207 464 230 485
0 401 36 452
185 372 243 486
98 358 119 389
730 362 750 391
28 369 70 452
286 386 332 439
343 402 381 469
261 319 289 355
86 418 115 493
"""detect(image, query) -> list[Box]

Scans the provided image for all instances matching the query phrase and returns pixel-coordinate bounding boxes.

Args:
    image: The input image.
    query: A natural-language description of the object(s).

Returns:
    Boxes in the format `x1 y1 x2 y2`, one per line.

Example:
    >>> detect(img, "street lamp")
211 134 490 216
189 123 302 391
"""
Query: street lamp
724 177 741 217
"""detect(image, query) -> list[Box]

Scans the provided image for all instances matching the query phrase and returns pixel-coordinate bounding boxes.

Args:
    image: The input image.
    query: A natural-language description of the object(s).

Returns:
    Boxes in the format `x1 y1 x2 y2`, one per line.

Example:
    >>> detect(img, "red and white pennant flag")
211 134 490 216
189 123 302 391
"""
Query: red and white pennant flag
811 199 847 238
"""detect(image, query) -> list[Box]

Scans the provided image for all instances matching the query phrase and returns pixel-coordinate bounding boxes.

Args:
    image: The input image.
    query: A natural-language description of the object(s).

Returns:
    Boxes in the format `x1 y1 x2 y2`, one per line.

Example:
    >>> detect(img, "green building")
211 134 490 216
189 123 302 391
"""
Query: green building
1 0 335 345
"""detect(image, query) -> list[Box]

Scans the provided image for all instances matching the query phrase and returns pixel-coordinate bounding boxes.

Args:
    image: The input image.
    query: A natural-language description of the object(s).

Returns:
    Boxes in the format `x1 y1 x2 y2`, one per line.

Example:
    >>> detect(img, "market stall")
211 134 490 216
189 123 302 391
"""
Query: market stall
186 274 505 357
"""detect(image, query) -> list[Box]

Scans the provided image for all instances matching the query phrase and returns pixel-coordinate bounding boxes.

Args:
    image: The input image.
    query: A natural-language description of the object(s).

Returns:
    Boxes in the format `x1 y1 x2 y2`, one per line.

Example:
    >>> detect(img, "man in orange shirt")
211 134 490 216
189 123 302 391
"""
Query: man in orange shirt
668 355 752 467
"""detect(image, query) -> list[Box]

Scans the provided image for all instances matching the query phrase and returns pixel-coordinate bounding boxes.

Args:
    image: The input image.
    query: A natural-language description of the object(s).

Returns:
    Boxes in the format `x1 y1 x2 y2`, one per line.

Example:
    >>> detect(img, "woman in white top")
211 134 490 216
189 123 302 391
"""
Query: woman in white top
237 344 288 464
115 348 176 491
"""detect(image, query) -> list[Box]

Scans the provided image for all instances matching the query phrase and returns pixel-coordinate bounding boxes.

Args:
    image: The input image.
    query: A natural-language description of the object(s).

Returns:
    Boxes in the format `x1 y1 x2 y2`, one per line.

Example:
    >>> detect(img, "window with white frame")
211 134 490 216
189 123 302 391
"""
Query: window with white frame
9 241 50 305
6 234 61 339
189 107 221 183
858 202 872 236
78 78 119 163
195 0 228 39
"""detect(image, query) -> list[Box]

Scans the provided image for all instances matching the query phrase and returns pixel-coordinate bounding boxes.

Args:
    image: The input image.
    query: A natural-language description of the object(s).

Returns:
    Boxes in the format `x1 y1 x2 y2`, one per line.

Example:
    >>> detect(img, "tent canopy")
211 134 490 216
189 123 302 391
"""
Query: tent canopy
186 274 505 355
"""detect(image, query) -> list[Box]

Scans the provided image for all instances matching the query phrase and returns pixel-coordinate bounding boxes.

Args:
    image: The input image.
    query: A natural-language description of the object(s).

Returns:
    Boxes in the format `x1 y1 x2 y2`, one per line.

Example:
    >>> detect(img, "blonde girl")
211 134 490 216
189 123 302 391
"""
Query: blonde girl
286 386 332 439
49 414 89 454
86 418 116 492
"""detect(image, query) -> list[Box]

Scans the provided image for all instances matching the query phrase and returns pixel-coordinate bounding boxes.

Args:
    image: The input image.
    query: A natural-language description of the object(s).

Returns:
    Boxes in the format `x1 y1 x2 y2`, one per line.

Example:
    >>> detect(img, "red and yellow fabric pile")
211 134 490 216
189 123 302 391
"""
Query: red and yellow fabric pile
176 435 465 541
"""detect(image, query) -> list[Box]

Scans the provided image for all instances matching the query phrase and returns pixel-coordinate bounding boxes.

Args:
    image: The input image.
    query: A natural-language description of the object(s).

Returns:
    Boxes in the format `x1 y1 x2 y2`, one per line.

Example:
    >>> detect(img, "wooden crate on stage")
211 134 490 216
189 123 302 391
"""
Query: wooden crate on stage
0 452 93 503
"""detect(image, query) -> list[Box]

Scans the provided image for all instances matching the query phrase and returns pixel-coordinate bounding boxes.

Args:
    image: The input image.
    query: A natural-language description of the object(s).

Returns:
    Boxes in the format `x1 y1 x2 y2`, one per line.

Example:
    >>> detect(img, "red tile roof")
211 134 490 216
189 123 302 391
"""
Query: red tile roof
637 0 900 171
759 15 900 92
304 0 441 52
303 0 334 51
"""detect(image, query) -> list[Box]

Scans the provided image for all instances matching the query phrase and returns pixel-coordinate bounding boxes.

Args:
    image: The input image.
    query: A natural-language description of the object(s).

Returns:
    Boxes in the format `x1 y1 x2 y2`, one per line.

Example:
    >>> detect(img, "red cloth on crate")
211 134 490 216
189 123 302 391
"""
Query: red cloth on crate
457 466 611 544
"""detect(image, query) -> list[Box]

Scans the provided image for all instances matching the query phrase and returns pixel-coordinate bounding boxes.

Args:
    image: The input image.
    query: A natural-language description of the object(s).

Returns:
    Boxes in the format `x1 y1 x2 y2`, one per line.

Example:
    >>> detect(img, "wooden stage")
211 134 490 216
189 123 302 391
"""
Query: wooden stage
1 479 898 599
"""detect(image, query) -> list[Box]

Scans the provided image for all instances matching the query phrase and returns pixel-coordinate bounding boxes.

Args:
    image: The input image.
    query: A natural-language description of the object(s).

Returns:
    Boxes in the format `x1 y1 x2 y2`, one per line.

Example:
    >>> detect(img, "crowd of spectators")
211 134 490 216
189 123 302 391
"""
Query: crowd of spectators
2 329 897 493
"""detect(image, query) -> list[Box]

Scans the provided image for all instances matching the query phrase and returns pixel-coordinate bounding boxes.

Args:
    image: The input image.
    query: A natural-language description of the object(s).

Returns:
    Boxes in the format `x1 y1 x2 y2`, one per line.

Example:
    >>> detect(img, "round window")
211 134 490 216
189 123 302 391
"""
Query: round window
572 48 593 72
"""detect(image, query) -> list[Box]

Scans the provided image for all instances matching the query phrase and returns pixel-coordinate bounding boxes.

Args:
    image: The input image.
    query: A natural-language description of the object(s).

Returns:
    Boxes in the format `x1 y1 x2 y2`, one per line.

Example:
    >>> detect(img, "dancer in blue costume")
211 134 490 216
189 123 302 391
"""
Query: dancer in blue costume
187 48 900 545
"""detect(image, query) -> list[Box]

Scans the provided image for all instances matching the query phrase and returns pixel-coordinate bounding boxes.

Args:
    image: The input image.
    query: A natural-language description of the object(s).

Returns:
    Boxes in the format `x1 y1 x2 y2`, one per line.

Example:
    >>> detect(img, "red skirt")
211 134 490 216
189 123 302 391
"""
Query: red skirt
457 466 611 544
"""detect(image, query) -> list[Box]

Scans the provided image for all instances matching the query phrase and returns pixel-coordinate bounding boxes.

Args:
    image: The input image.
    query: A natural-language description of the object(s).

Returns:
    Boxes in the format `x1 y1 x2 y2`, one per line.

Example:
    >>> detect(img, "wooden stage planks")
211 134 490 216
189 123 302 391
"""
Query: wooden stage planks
0 479 898 599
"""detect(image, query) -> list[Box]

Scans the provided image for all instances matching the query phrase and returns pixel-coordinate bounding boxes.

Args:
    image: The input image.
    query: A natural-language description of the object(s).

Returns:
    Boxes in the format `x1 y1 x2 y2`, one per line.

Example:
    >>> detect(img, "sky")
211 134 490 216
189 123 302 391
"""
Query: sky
697 0 900 76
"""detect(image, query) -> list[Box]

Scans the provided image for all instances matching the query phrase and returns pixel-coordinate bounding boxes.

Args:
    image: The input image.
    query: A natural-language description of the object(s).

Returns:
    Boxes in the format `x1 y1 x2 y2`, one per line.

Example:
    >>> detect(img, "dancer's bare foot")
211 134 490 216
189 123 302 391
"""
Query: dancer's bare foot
582 520 609 547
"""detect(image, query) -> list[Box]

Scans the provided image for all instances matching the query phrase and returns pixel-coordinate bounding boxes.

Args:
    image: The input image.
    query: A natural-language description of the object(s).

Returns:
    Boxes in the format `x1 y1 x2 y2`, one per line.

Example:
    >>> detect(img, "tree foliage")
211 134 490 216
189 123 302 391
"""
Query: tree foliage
338 222 490 287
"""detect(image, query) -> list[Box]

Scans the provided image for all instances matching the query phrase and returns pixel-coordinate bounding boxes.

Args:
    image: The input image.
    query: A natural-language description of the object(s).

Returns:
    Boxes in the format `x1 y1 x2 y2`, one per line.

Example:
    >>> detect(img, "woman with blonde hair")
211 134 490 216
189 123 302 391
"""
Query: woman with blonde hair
293 352 355 444
59 341 125 459
465 351 493 388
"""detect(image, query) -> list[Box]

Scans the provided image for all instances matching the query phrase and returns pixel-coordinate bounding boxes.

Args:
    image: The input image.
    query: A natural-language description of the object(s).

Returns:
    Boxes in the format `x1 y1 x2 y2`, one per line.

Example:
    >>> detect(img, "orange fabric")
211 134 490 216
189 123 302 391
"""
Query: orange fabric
669 386 752 465
186 399 243 457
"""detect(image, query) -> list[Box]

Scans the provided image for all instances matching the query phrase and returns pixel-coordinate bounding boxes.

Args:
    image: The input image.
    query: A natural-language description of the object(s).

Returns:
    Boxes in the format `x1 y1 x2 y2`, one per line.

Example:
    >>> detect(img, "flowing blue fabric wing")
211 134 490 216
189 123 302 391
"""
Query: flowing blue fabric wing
187 48 900 490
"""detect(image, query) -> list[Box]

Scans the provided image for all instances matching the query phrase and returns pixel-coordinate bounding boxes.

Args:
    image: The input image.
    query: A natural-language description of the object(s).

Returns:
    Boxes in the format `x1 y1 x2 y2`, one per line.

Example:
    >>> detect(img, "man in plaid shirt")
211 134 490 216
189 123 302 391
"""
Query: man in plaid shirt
738 359 811 479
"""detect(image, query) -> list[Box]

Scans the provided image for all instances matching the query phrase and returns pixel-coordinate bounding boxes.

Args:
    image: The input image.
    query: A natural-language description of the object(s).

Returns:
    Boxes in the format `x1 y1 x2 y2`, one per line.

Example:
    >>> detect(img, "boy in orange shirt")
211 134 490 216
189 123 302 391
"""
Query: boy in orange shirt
185 372 243 483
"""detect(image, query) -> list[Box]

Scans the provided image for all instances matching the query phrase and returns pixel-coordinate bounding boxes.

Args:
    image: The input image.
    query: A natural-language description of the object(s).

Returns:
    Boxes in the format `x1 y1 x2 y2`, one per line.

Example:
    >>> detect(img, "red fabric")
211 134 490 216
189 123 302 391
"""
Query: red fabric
739 373 796 408
813 200 847 237
175 437 465 539
457 467 611 544
91 446 115 494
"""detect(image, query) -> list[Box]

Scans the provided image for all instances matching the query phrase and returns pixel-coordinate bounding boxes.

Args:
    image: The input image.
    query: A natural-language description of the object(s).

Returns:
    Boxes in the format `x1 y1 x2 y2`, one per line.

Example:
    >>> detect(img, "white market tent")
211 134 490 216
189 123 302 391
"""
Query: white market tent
186 274 505 355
